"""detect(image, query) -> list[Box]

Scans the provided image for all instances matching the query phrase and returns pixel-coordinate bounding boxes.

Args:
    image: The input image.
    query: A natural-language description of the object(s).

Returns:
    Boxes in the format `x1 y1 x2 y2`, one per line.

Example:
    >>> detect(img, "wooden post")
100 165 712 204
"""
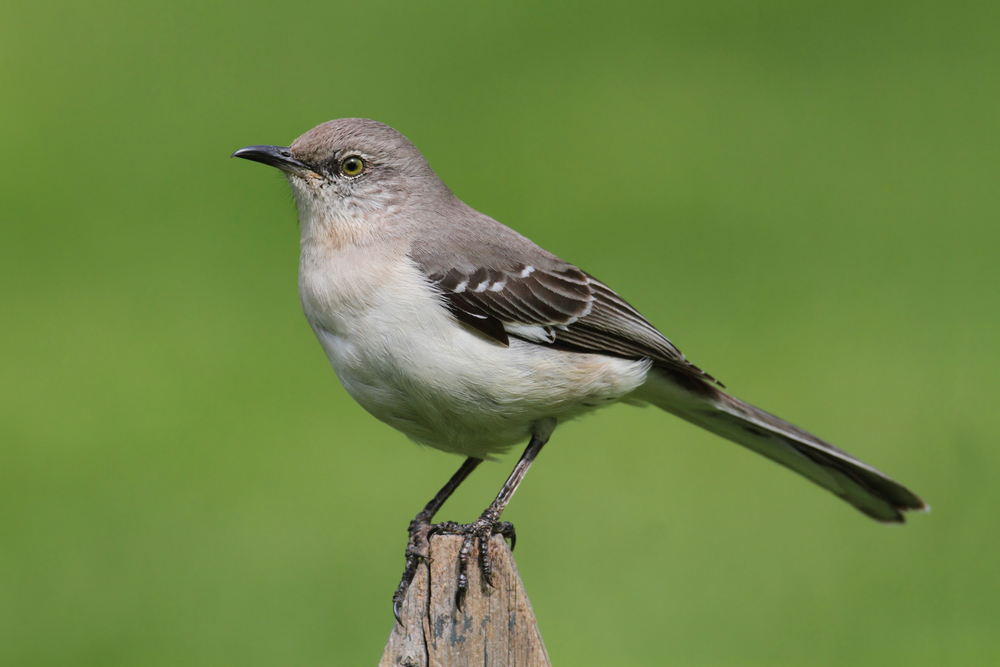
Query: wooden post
379 534 552 667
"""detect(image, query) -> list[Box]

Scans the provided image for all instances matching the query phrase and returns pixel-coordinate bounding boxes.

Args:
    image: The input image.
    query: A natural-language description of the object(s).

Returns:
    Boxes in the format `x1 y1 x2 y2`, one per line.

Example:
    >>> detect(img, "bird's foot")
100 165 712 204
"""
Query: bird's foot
392 513 437 625
391 510 515 623
434 510 516 611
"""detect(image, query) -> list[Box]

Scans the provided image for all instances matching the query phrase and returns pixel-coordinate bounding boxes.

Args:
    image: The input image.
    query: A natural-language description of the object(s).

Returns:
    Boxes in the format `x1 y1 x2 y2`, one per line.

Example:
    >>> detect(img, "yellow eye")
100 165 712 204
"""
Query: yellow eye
341 156 365 176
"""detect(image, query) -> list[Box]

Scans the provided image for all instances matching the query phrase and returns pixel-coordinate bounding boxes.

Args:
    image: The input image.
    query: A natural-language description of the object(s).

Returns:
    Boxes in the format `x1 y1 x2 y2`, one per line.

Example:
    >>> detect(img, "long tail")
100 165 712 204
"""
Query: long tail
641 371 928 523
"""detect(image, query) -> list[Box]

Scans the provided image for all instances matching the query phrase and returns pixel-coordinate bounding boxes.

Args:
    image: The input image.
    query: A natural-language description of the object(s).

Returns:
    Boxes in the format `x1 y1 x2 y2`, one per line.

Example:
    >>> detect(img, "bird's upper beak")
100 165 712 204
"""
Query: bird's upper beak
231 145 312 174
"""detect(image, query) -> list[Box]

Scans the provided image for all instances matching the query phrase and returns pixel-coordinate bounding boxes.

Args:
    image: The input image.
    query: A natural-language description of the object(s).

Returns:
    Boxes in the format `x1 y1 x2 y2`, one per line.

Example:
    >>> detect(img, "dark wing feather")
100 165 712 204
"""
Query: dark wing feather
443 291 510 345
419 258 720 386
426 263 591 329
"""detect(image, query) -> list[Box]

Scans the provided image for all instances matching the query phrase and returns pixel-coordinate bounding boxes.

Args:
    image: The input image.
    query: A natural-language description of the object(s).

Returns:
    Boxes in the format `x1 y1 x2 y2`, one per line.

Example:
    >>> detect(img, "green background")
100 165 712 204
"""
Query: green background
3 2 997 665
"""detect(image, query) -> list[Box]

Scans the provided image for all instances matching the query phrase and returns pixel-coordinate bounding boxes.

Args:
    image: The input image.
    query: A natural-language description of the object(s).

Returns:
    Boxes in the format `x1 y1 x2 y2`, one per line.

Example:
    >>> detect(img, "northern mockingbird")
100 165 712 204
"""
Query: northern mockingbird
232 118 926 622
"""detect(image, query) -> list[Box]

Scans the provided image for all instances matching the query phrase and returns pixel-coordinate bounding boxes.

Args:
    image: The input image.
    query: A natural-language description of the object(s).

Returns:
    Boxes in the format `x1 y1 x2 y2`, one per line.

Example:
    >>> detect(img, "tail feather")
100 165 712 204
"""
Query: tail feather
642 371 928 523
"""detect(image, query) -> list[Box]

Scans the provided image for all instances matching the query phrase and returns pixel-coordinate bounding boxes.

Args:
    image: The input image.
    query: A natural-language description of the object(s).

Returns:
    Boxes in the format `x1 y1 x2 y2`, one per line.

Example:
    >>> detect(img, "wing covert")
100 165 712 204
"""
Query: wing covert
412 246 719 386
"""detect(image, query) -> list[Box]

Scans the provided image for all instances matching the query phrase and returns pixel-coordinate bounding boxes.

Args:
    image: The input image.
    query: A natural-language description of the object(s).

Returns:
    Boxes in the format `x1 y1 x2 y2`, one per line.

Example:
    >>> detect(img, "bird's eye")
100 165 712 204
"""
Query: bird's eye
341 156 365 176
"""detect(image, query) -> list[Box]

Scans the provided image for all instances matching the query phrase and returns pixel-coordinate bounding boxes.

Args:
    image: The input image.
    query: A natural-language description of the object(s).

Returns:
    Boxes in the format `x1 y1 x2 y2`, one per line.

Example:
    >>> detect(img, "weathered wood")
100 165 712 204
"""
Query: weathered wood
379 534 551 667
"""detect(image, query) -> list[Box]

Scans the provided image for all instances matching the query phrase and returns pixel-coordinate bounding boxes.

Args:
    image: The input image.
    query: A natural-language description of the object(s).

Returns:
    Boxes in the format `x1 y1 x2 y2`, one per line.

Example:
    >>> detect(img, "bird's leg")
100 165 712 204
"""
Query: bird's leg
436 432 550 610
393 456 482 624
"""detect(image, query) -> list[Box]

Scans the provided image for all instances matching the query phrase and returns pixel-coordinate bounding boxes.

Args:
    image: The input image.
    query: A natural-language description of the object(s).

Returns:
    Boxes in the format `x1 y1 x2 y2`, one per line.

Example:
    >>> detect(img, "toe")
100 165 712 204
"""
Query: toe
479 534 495 586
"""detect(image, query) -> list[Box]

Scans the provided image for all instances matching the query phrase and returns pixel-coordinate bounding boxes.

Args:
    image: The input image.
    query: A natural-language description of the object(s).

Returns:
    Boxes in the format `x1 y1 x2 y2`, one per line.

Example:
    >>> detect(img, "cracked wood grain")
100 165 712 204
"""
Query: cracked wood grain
379 534 551 667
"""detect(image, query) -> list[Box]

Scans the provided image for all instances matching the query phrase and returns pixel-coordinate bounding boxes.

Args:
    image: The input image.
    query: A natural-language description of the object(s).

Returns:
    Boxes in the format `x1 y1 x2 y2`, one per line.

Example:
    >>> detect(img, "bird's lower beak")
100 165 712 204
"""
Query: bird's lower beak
231 145 312 174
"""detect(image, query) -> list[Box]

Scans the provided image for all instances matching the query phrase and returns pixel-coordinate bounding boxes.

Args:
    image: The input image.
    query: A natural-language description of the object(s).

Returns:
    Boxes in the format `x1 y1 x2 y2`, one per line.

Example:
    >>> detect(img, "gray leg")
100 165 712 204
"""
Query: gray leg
393 457 482 624
436 433 550 609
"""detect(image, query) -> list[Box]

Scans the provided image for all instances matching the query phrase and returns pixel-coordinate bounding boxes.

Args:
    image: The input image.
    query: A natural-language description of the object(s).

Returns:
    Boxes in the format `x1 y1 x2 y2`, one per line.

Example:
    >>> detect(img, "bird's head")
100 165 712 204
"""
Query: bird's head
233 118 450 243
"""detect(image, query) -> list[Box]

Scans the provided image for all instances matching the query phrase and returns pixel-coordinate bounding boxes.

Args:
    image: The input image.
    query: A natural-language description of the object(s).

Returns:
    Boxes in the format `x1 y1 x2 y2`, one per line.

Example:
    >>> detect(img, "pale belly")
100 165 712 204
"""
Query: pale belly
312 320 650 458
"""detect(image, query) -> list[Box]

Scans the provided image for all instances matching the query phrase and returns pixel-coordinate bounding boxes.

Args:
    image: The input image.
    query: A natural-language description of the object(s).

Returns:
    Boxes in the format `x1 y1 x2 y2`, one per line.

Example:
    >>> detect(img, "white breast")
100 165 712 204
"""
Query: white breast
299 242 651 459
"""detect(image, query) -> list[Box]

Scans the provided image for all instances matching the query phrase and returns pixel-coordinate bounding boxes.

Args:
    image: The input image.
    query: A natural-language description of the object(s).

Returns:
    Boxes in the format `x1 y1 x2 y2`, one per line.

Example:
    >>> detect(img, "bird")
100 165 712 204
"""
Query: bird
232 118 927 623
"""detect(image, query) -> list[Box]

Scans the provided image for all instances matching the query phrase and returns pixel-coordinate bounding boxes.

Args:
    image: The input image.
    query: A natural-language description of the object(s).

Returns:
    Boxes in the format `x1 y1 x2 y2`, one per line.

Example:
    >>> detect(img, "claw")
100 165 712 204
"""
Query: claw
393 599 403 626
495 521 515 551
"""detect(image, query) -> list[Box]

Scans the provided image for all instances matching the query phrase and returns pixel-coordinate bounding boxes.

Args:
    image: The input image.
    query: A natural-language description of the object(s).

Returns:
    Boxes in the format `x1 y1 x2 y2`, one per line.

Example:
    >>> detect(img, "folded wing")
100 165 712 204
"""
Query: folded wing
409 227 925 523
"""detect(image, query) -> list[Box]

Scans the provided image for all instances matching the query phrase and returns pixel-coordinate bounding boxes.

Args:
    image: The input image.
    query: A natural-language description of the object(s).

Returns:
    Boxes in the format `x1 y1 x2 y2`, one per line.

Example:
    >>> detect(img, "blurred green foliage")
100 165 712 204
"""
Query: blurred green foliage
2 1 998 665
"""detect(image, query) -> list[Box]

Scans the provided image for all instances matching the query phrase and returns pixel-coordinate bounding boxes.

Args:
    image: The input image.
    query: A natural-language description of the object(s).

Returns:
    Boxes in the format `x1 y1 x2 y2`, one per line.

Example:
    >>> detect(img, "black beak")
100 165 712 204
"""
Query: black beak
231 145 311 173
